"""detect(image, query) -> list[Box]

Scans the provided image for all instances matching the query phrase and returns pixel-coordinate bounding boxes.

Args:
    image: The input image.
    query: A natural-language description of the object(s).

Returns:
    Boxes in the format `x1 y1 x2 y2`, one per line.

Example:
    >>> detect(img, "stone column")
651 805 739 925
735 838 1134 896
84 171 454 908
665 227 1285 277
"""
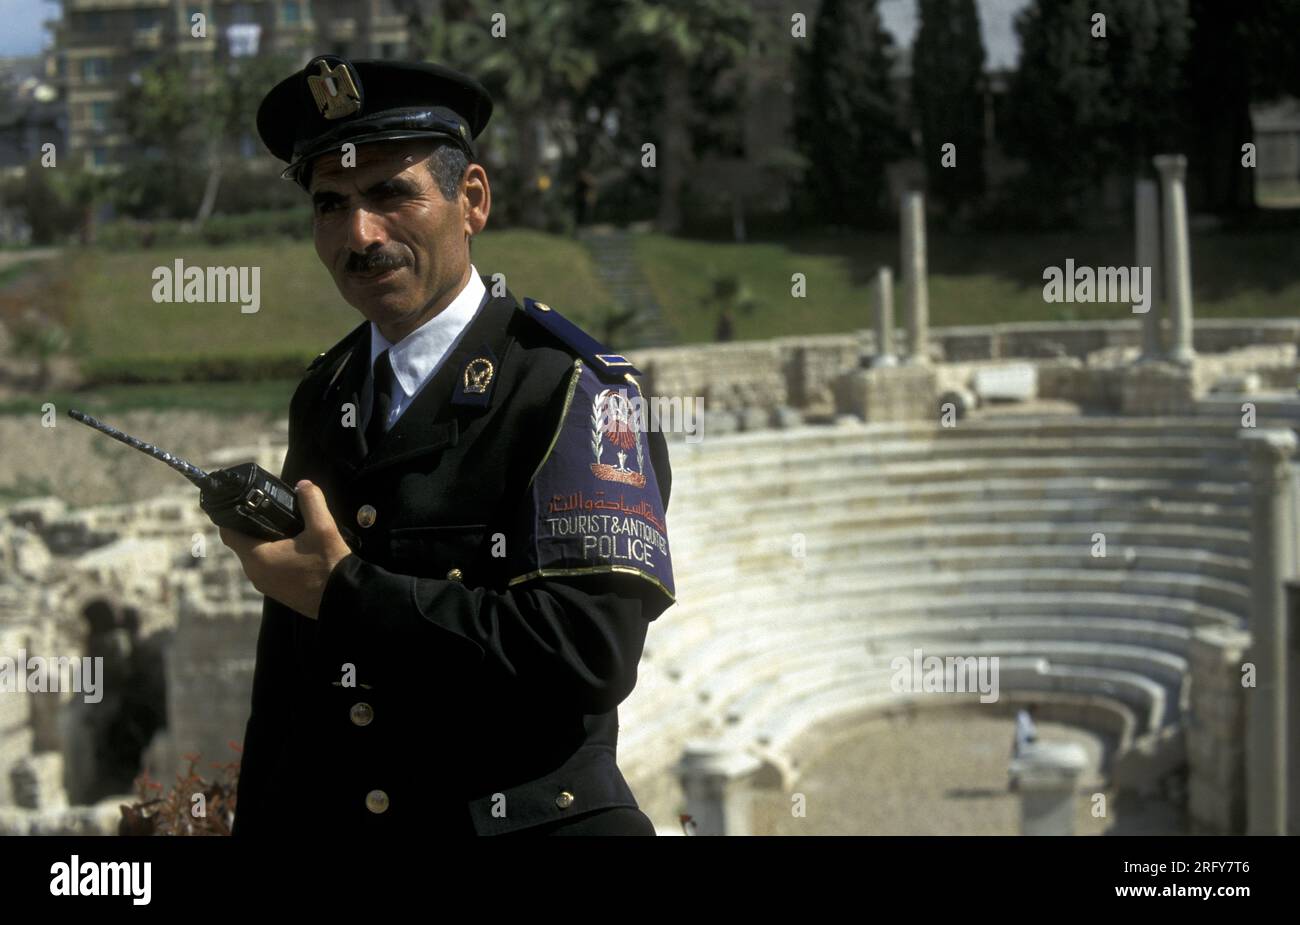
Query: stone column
1134 178 1163 361
1153 155 1195 365
1287 580 1300 835
871 266 898 368
1010 741 1088 835
1240 428 1298 835
676 743 762 835
901 191 930 365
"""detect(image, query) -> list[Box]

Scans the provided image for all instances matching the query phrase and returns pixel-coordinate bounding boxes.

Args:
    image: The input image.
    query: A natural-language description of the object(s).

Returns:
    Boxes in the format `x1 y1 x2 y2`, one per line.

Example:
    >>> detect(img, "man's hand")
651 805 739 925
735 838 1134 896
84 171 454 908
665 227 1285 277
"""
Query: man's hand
219 479 352 619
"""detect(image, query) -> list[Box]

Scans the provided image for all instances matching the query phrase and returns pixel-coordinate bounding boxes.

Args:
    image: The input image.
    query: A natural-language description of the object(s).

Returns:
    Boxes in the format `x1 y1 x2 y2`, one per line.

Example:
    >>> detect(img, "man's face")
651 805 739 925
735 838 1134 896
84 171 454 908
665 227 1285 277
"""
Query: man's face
309 139 489 340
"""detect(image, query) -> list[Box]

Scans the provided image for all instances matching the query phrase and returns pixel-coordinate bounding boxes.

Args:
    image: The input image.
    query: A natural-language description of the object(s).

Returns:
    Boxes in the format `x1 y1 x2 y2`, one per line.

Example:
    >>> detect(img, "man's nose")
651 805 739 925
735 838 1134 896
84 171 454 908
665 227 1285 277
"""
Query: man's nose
345 205 385 253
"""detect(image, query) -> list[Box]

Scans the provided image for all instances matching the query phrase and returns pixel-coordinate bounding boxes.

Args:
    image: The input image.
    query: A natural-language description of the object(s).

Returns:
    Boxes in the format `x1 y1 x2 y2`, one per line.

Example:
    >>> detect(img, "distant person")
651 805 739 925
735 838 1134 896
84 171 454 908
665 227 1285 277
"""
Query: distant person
715 307 735 342
1013 705 1038 759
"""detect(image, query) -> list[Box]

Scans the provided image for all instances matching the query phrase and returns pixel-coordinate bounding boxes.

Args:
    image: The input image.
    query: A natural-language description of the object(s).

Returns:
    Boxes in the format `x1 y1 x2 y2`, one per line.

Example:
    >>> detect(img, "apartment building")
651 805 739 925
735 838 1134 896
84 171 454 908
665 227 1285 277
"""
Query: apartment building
50 0 414 170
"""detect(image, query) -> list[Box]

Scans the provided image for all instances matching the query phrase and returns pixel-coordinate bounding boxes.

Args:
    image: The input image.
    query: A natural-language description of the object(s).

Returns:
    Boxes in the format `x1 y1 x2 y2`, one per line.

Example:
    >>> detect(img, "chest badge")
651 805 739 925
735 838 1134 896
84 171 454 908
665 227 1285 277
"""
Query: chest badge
463 357 495 394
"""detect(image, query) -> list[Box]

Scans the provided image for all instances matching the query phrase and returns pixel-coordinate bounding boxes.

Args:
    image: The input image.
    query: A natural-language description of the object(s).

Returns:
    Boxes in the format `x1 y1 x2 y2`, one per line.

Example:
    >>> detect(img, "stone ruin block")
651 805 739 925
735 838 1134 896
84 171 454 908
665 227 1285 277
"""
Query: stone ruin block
832 365 938 423
972 363 1038 403
1119 361 1198 415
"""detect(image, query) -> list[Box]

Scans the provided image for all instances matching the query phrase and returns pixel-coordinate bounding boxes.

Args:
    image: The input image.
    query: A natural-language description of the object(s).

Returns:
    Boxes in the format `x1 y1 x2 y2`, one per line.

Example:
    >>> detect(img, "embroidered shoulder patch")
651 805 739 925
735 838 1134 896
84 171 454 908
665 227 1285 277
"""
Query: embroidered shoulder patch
507 361 674 603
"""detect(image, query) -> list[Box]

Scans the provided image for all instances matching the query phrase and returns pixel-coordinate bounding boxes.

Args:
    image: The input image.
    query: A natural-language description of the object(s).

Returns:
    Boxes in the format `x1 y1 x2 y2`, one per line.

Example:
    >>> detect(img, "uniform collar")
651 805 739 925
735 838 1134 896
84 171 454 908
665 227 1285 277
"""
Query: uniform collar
368 264 487 399
315 274 522 480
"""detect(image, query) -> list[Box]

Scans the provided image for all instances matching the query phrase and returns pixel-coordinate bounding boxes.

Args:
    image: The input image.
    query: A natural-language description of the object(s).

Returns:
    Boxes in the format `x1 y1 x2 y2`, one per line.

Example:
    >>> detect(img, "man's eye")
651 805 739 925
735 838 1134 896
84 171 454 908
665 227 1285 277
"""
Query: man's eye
316 200 340 215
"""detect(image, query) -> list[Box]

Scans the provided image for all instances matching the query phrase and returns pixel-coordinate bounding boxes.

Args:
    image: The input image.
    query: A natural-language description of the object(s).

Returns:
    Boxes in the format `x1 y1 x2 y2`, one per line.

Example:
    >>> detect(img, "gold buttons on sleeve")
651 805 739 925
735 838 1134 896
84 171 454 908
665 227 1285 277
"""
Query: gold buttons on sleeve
555 791 575 810
356 504 377 528
349 702 374 727
365 789 389 814
446 567 464 582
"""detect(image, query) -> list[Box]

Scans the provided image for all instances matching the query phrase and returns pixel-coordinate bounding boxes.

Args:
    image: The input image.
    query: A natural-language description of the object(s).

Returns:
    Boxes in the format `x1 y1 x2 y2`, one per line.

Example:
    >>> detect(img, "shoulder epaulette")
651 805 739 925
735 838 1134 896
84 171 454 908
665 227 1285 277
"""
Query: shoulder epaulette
306 321 368 375
521 296 641 381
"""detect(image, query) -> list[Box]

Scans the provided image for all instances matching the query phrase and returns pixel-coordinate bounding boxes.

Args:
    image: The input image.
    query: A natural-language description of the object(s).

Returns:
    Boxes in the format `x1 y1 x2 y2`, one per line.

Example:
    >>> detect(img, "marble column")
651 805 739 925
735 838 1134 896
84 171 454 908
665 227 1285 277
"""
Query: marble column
1240 428 1298 835
676 743 762 835
1134 178 1163 361
1010 740 1088 835
901 191 930 365
1153 155 1196 365
872 266 898 367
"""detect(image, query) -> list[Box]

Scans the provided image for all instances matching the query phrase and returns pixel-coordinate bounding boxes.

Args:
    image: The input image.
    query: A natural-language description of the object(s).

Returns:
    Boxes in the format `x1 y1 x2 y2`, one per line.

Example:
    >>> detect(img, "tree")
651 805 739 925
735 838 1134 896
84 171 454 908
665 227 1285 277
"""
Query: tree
793 0 903 228
424 0 598 229
613 0 751 234
115 51 298 222
1180 1 1300 214
912 0 987 219
1002 0 1190 223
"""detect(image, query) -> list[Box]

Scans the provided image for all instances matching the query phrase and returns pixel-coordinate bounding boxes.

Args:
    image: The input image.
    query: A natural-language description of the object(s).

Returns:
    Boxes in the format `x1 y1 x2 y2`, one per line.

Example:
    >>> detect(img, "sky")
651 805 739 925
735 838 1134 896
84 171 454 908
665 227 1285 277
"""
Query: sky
0 0 1030 67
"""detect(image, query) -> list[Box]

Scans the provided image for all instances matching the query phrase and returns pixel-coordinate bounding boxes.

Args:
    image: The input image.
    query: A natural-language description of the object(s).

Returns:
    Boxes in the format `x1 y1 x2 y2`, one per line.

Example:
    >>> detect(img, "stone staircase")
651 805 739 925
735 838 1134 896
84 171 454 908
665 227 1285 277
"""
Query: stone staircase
577 225 674 349
619 415 1258 824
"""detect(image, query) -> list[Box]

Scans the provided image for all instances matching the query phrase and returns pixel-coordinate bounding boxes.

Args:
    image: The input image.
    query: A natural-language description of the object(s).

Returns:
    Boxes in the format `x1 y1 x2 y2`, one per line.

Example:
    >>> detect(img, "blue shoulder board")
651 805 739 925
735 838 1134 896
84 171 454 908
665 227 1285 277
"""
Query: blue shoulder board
522 297 642 381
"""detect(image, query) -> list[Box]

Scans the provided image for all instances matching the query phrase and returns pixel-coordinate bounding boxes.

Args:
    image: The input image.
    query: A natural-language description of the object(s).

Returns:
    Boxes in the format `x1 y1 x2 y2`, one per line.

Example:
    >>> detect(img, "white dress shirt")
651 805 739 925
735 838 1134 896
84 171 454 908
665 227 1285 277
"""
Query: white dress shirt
363 264 489 435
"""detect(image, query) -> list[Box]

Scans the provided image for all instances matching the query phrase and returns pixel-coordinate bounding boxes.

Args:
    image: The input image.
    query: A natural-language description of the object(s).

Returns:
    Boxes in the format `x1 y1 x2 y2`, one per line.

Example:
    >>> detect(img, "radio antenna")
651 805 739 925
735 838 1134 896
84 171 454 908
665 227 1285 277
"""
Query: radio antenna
67 408 216 490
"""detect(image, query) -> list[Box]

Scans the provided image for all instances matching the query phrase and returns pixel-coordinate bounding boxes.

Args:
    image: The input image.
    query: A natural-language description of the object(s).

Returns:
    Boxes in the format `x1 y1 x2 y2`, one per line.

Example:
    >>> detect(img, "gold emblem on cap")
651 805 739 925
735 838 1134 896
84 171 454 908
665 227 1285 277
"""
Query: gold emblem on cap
307 59 362 120
463 357 495 394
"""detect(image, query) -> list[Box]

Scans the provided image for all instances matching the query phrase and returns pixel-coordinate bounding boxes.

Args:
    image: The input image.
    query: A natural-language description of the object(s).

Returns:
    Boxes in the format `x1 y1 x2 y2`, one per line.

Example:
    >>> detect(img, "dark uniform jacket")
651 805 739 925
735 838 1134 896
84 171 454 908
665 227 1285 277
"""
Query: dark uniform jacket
232 276 675 836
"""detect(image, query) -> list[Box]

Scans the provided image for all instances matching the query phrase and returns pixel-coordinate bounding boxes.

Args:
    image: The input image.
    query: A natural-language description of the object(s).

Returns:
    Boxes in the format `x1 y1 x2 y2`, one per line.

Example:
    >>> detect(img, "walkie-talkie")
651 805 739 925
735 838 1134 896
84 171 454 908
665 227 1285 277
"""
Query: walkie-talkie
68 409 305 541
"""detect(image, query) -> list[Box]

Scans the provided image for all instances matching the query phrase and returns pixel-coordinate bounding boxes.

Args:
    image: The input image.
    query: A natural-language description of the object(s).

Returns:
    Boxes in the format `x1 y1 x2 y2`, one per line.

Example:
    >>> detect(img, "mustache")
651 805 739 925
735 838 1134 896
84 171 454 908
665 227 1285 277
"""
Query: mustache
346 249 409 274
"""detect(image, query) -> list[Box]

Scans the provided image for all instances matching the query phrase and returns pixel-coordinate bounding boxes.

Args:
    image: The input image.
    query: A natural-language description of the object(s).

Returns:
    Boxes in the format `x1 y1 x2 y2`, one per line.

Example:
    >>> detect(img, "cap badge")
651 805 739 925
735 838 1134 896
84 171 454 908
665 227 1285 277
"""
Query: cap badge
463 357 495 394
307 59 362 120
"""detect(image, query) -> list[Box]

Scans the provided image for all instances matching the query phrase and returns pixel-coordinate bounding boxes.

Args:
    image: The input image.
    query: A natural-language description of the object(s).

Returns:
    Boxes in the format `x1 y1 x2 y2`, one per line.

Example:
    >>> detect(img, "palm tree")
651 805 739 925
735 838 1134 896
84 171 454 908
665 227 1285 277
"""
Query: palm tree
615 0 750 233
426 1 597 228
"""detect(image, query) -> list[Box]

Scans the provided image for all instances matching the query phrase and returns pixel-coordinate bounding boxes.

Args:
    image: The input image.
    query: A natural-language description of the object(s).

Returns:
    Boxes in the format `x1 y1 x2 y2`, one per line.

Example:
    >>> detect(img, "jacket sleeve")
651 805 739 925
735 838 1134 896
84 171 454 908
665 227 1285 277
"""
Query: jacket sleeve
315 360 676 716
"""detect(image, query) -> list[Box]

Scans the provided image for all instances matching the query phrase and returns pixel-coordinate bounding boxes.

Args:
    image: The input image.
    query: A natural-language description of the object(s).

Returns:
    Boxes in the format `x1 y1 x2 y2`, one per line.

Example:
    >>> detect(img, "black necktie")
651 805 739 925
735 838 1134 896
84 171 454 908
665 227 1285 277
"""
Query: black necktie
365 348 395 453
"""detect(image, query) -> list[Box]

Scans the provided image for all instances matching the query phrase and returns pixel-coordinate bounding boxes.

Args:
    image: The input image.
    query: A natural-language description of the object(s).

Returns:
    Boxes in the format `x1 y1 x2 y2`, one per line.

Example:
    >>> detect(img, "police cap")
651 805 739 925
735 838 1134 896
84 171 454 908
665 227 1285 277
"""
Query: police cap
256 55 493 189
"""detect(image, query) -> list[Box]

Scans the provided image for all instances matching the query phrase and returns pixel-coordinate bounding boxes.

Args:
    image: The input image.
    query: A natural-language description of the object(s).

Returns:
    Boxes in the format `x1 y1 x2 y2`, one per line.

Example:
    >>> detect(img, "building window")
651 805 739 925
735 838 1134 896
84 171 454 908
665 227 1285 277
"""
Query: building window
282 1 301 24
91 101 110 130
82 58 108 83
380 43 395 58
135 9 158 29
91 146 110 168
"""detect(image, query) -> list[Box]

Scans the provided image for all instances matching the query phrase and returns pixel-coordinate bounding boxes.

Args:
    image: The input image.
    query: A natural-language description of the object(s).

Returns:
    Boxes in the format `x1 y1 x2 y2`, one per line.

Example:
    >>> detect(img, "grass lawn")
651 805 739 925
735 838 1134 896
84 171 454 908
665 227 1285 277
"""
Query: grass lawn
62 228 613 364
637 228 1300 343
0 379 300 418
5 224 1295 416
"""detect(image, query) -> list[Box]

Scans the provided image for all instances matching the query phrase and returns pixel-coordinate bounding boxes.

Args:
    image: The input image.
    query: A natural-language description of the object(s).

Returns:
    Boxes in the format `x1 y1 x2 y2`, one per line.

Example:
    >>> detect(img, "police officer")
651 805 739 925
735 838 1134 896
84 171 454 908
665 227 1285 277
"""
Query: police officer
221 56 675 836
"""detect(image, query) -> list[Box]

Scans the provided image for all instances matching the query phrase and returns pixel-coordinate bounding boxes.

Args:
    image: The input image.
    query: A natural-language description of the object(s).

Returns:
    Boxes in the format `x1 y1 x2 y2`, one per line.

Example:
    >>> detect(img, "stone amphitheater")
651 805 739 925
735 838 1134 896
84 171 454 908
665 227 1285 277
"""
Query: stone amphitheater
1 181 1298 836
1 311 1297 836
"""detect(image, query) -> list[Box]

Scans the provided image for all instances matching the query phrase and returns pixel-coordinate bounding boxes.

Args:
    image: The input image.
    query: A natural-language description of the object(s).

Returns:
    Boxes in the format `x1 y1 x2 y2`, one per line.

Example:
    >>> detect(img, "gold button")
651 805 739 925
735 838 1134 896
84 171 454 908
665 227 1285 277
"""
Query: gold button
555 790 575 810
446 567 464 582
349 702 373 726
365 789 389 814
536 301 551 312
356 504 377 528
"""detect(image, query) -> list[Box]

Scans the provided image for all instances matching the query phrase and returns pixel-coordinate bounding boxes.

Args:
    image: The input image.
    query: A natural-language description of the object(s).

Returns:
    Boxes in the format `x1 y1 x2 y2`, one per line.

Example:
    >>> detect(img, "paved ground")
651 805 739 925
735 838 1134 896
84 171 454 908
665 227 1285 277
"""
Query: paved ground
0 248 60 274
750 706 1186 836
